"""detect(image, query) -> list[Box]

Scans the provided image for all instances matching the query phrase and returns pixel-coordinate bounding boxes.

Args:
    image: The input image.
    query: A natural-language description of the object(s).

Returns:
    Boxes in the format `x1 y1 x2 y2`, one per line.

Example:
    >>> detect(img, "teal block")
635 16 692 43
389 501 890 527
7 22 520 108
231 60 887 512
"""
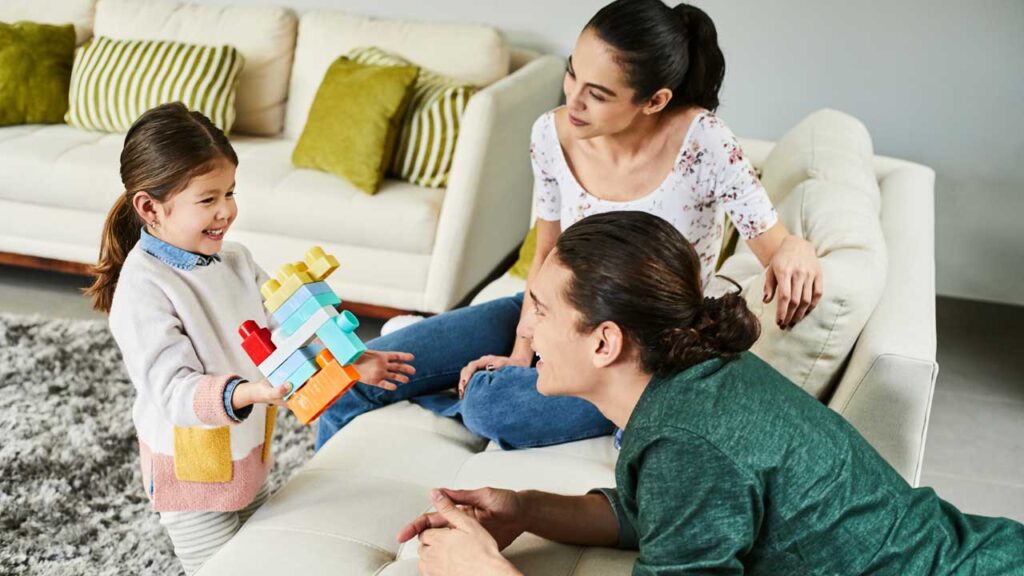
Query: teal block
316 310 367 366
281 292 342 336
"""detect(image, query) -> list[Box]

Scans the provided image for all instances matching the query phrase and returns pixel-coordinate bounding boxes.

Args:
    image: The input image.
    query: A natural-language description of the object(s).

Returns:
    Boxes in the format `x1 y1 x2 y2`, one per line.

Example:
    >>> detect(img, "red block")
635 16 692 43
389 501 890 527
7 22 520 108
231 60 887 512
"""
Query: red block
239 320 275 365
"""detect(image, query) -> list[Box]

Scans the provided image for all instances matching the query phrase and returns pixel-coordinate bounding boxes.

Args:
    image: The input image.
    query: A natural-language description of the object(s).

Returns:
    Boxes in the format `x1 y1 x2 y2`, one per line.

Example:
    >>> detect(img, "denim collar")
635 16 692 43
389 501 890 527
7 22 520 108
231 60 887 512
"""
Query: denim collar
139 227 221 271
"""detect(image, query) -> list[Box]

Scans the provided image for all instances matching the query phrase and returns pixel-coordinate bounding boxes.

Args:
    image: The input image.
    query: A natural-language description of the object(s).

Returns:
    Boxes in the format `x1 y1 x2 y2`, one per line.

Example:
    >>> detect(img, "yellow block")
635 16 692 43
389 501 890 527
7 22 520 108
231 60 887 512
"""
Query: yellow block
172 426 233 482
262 262 316 313
304 246 339 282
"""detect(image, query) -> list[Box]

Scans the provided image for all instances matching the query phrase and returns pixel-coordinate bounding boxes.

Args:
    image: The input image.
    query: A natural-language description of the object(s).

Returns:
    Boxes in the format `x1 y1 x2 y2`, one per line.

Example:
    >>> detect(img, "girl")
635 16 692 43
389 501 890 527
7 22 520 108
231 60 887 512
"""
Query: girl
86 102 414 574
315 0 822 452
399 211 1024 576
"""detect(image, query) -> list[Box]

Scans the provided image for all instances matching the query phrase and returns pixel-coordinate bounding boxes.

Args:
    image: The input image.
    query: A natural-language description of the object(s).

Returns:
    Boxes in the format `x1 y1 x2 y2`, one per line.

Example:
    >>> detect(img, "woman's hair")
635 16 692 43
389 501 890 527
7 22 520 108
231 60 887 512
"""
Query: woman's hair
554 211 759 377
85 102 238 312
586 0 725 111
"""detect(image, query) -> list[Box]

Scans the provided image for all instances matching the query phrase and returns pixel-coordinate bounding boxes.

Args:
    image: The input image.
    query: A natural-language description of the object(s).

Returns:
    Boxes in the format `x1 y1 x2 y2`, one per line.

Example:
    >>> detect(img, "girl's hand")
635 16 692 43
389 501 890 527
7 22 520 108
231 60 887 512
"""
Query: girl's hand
353 350 415 391
763 235 823 329
458 354 531 399
232 378 289 411
414 490 523 576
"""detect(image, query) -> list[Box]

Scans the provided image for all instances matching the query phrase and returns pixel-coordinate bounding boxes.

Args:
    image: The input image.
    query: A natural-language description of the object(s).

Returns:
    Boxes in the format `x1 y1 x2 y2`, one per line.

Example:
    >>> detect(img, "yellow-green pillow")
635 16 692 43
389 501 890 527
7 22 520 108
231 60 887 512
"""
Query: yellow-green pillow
0 22 75 127
347 46 477 188
509 225 538 279
292 58 419 195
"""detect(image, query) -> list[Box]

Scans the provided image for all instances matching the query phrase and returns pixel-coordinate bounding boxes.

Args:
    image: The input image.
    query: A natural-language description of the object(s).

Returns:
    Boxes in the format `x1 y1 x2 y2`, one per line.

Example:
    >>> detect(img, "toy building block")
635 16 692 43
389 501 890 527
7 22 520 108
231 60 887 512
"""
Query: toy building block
315 309 367 365
286 349 360 425
238 320 275 365
304 246 339 282
256 305 339 376
271 281 335 325
280 292 342 337
261 262 315 314
267 344 320 386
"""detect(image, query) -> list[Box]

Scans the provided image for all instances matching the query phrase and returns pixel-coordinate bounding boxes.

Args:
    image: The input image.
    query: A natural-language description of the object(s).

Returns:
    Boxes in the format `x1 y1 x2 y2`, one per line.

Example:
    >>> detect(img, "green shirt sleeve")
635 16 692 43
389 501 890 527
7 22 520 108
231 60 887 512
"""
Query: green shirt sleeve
588 488 640 549
631 429 763 576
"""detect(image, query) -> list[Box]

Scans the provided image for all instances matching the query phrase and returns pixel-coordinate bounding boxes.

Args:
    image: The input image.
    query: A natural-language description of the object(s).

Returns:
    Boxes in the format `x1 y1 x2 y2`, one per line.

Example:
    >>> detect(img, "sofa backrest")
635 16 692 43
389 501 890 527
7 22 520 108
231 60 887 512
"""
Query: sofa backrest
0 0 97 45
92 0 297 137
283 10 510 140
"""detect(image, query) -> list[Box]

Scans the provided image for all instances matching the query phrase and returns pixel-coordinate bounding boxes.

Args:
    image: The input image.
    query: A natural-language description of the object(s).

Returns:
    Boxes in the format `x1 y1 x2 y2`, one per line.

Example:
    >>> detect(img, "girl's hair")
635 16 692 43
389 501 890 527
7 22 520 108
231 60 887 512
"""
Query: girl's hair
554 211 759 377
586 0 726 111
85 102 238 312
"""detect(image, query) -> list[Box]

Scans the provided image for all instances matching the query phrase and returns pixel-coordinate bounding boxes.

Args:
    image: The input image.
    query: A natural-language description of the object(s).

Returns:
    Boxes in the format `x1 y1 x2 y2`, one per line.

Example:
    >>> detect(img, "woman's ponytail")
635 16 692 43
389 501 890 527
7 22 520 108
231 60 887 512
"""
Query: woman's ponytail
585 0 726 112
85 193 140 312
672 3 725 111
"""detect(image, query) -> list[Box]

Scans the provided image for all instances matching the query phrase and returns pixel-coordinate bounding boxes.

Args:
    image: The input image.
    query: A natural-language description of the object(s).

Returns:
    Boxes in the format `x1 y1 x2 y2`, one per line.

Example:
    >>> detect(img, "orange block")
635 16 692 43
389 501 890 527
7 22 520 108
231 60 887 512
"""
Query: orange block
286 349 360 425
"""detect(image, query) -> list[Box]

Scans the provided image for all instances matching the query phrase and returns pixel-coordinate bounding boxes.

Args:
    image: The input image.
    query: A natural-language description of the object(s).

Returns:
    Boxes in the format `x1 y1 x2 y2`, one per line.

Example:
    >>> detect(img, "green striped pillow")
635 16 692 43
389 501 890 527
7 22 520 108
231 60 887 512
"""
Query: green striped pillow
66 36 244 134
348 47 476 188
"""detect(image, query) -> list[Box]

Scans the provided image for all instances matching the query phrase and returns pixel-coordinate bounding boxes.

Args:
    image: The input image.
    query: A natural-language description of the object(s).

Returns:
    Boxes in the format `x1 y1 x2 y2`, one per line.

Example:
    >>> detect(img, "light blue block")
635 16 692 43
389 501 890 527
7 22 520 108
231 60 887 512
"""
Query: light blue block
268 345 319 385
281 292 342 336
283 357 320 399
315 310 367 366
271 281 336 325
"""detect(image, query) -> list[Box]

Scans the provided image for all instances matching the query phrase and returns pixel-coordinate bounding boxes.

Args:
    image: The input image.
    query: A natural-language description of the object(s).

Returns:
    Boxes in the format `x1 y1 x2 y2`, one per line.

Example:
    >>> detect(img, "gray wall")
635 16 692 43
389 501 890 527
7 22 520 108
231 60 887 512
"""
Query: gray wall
201 0 1024 306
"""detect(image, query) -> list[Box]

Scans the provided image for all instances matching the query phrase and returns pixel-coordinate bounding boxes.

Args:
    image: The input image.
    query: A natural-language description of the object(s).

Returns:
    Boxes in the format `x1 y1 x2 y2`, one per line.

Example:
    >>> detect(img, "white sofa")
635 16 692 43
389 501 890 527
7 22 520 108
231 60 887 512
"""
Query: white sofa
197 112 939 574
0 0 565 314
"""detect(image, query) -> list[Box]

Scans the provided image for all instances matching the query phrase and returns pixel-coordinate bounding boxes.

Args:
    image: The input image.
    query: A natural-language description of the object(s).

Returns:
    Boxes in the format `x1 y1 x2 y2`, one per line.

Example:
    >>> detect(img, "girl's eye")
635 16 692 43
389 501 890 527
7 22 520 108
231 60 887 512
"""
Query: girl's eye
200 198 214 204
226 191 235 198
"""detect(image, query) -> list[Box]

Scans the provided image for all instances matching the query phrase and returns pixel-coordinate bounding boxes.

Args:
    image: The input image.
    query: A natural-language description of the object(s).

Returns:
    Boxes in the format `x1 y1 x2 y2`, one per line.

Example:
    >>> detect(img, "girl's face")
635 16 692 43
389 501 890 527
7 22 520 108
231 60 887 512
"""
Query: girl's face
563 28 649 138
138 157 238 256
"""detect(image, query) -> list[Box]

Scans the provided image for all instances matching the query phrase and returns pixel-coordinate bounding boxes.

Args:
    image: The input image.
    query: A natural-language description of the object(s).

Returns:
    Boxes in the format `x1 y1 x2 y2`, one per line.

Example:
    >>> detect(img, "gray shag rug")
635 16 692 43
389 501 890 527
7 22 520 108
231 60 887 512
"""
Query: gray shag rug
0 313 316 575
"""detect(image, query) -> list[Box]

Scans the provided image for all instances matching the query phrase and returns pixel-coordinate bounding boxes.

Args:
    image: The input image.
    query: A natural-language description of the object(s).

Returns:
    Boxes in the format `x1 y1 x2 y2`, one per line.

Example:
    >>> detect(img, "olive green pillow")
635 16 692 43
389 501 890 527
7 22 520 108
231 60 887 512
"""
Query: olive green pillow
509 225 538 279
292 58 419 195
0 22 76 127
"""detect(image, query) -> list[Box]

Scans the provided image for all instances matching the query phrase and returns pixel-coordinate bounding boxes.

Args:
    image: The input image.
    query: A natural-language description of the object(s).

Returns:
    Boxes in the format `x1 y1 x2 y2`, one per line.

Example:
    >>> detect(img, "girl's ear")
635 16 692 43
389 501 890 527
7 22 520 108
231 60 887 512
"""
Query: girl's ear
132 191 159 228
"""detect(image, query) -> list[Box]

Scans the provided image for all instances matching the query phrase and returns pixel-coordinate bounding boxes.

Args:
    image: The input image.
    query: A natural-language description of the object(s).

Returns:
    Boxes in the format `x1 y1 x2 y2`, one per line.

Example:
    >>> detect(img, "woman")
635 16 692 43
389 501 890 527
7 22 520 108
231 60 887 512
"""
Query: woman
315 0 822 451
398 211 1024 576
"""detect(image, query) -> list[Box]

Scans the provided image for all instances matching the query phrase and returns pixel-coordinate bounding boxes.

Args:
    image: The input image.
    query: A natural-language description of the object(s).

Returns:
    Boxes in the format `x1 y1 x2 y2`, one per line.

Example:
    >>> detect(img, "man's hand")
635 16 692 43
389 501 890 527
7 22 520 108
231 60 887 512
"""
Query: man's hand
353 350 416 391
412 489 523 576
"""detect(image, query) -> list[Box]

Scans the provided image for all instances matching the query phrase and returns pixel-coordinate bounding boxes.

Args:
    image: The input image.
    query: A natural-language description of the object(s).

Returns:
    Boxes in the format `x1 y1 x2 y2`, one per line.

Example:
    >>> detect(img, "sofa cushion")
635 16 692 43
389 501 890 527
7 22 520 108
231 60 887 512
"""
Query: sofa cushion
92 0 297 137
0 0 96 45
0 125 445 255
0 22 76 127
715 109 886 399
285 10 509 140
65 36 244 133
292 58 419 195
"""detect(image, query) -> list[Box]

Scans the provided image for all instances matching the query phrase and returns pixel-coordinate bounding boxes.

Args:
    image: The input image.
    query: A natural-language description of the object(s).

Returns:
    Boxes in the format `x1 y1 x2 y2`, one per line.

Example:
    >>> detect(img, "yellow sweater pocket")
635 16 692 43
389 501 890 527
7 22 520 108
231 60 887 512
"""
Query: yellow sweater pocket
173 426 233 482
263 406 277 462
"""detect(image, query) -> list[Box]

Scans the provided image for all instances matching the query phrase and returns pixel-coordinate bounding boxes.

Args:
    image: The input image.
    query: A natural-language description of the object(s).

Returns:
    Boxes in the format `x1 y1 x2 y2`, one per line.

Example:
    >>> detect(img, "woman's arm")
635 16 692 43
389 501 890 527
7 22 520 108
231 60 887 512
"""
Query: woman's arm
744 221 823 329
458 218 560 395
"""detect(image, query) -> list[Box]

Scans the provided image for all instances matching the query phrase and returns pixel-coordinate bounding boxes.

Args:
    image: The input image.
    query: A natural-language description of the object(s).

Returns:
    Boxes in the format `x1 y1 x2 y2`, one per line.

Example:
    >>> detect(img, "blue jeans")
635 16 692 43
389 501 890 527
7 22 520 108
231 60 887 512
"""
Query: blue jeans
314 293 614 450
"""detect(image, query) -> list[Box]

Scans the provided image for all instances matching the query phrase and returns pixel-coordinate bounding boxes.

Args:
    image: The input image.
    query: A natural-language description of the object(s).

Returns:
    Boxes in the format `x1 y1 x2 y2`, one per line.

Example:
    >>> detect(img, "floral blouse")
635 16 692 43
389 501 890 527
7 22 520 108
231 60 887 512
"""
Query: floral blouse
530 108 778 287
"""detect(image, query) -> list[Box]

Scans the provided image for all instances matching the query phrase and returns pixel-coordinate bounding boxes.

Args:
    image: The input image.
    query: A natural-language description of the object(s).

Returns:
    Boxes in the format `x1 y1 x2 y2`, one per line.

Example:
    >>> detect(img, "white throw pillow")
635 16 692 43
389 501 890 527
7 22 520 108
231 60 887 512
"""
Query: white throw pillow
713 109 886 399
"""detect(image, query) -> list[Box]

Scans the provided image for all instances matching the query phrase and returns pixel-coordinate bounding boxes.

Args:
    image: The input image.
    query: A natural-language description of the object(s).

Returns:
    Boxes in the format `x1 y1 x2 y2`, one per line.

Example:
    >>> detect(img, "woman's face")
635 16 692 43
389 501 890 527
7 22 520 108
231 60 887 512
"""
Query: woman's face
519 252 603 397
563 27 646 138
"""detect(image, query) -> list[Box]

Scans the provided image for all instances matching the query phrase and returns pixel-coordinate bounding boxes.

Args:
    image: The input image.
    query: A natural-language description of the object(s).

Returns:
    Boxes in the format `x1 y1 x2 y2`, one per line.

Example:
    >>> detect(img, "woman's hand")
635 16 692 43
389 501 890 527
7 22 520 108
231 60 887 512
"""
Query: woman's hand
398 487 528 551
232 378 289 410
458 354 531 399
353 350 416 391
764 235 823 329
406 489 524 576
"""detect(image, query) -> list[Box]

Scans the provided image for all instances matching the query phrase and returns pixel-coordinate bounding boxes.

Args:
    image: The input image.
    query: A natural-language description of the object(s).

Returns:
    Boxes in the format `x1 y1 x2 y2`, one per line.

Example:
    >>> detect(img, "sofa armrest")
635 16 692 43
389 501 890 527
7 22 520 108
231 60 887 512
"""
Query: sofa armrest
421 53 565 313
828 161 939 486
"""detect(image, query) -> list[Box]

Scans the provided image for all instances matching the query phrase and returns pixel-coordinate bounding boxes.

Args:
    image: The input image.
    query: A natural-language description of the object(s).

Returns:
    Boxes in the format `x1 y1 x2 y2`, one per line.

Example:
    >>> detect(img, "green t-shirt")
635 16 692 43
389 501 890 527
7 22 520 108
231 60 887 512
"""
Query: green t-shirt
601 352 1023 575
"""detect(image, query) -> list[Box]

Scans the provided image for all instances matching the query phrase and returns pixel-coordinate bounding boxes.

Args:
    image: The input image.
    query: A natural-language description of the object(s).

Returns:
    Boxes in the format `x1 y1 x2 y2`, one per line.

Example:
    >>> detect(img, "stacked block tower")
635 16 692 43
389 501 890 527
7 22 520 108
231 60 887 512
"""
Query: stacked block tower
238 246 367 425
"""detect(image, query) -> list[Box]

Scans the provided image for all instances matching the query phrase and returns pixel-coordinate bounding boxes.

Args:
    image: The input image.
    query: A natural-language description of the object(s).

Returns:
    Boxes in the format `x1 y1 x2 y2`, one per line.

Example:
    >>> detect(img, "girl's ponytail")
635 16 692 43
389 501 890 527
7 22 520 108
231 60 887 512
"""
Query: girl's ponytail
85 192 140 312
